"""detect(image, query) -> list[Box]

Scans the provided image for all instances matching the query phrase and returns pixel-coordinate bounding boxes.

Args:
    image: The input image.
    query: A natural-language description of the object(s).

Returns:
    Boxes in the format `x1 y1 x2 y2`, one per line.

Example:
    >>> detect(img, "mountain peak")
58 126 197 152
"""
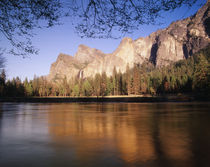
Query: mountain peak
74 44 105 64
48 3 210 81
56 53 73 62
121 37 133 43
78 44 89 50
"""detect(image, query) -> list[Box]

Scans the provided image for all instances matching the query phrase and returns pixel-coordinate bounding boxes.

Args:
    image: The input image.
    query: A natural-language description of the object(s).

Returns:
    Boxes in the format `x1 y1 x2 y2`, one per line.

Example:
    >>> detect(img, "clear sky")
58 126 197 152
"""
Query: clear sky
1 0 206 80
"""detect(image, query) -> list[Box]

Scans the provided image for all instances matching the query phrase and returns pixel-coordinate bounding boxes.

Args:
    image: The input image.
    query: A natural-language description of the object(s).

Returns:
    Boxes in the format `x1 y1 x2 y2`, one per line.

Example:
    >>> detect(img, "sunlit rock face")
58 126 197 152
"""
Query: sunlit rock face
74 44 105 64
48 53 81 81
48 2 209 81
147 1 210 66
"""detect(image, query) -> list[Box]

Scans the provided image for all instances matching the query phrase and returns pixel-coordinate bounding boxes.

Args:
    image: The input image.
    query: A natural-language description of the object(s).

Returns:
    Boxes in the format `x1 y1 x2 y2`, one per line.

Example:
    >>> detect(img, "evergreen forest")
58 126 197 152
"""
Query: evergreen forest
0 45 209 99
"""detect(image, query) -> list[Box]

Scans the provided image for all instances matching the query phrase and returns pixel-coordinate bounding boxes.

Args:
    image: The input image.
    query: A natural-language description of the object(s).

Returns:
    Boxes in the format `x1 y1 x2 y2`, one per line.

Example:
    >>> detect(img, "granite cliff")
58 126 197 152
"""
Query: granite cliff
48 1 210 82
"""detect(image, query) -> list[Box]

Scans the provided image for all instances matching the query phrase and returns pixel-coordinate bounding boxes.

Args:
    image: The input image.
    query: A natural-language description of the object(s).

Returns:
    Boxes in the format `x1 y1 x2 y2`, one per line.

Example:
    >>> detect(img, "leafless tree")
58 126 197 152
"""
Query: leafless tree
68 0 203 38
0 0 204 56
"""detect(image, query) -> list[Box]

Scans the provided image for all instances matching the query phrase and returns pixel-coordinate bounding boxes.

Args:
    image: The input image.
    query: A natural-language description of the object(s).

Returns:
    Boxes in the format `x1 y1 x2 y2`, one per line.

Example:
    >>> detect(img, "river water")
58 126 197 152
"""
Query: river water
0 102 210 167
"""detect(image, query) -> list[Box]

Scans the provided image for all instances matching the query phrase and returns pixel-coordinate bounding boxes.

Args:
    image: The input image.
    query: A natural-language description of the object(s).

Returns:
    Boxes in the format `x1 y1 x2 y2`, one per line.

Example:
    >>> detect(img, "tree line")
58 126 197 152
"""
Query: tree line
0 46 209 98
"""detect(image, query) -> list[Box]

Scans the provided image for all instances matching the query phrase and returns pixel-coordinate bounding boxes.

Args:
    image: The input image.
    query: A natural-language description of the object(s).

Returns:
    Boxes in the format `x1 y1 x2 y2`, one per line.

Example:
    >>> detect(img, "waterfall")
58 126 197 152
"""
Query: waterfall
78 70 83 79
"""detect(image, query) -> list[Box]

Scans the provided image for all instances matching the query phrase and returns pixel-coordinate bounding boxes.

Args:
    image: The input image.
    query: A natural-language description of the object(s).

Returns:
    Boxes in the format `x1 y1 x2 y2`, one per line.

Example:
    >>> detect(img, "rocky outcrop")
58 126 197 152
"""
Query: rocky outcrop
48 1 210 82
48 54 81 81
74 44 105 64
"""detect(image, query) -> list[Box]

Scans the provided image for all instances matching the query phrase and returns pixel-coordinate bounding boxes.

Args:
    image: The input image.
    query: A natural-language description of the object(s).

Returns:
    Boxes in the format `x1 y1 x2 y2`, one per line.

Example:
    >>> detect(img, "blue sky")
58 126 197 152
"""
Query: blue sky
1 0 206 80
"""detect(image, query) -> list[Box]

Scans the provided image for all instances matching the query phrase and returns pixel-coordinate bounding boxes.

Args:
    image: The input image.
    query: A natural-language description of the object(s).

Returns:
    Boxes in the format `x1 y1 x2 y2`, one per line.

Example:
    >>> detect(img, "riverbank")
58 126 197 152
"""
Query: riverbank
1 94 208 103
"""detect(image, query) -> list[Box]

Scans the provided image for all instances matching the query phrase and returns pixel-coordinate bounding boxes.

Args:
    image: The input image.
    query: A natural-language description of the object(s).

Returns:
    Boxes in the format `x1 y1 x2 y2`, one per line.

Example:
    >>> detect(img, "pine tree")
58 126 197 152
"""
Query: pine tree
133 64 140 95
32 75 39 96
72 84 80 96
193 53 210 94
106 77 113 95
112 66 118 95
0 69 6 96
82 80 92 96
23 78 33 96
60 76 68 96
94 73 101 96
126 64 131 95
101 72 107 96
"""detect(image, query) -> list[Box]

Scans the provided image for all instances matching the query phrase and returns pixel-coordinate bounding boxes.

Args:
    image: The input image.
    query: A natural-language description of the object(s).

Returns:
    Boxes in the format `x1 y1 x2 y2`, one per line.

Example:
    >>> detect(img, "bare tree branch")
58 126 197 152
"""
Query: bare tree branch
0 0 205 57
0 0 62 57
68 0 204 38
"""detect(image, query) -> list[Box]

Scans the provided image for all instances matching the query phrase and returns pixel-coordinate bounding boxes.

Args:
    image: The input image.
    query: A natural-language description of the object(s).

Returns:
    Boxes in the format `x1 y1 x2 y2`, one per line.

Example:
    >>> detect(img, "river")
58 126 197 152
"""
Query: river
0 102 210 167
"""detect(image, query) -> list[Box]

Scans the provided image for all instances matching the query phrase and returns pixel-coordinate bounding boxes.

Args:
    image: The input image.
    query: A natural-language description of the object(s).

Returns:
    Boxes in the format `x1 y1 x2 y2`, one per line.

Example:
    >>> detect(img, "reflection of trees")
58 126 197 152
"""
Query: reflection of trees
0 104 3 134
47 103 207 166
150 103 192 167
187 104 210 167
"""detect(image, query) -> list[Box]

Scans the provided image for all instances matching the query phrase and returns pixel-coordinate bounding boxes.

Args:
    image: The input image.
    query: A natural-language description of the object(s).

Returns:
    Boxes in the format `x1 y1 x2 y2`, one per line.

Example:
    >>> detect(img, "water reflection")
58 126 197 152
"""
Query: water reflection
0 103 210 167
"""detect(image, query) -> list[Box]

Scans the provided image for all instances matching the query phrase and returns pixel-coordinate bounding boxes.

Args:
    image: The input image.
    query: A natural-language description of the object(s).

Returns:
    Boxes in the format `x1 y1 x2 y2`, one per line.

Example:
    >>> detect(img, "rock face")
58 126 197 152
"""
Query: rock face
48 1 210 82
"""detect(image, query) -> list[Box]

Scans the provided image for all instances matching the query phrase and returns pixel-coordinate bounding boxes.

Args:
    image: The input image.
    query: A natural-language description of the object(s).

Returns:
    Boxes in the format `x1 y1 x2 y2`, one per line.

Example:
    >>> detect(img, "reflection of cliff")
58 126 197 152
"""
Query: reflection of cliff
115 123 155 163
47 103 192 165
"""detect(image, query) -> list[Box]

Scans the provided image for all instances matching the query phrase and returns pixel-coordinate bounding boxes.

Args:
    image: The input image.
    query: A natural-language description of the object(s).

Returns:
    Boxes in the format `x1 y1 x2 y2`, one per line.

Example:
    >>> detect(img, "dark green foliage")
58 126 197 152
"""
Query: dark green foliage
133 64 140 95
192 46 210 97
82 80 92 96
0 69 6 96
4 77 24 97
23 78 33 96
126 64 131 95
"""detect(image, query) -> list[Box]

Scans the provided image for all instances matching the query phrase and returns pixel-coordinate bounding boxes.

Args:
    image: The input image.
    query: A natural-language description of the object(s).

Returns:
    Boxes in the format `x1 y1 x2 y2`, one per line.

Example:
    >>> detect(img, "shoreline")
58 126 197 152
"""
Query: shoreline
0 95 208 103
